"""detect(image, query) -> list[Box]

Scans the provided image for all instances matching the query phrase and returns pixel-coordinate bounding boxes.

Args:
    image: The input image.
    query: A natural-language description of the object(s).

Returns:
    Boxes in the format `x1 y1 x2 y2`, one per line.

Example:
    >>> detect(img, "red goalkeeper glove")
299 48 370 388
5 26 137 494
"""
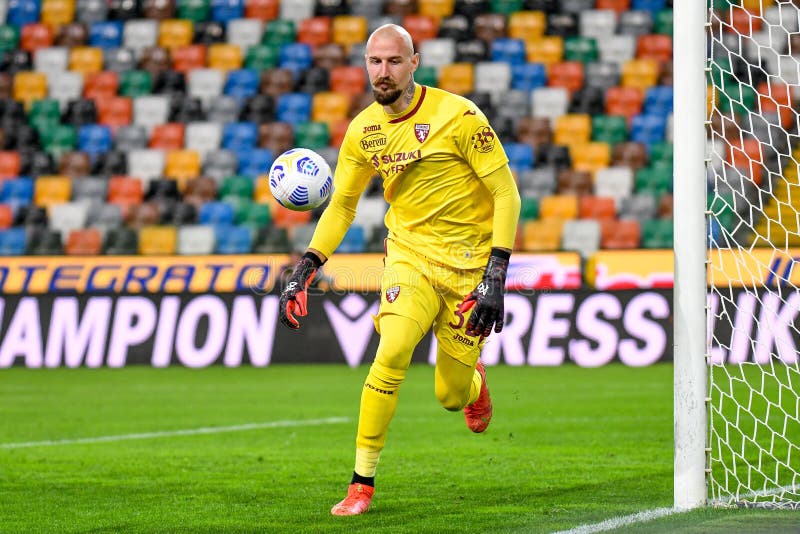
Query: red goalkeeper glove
458 248 509 338
279 252 322 330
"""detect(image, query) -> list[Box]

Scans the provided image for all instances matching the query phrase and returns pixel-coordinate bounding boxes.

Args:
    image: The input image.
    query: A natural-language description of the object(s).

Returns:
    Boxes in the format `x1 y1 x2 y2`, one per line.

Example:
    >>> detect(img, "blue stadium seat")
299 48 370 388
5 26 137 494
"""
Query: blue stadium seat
210 0 244 23
276 92 312 125
222 121 258 151
505 142 535 172
336 225 366 253
491 38 527 66
236 148 274 177
198 201 236 225
643 86 673 117
632 0 666 18
8 0 41 27
214 224 253 254
224 69 259 99
0 177 34 205
511 63 547 91
630 114 667 148
278 43 313 76
89 21 123 50
78 125 114 160
0 228 27 255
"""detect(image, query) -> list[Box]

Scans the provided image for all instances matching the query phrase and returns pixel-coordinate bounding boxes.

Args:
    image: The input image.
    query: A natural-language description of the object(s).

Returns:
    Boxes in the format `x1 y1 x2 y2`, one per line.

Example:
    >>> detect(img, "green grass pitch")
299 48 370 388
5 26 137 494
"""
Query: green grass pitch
1 364 798 533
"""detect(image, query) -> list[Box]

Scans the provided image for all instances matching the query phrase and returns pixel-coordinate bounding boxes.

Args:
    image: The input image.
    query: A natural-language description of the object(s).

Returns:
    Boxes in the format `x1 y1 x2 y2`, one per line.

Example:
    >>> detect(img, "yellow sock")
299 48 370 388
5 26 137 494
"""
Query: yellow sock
467 368 482 406
354 448 381 478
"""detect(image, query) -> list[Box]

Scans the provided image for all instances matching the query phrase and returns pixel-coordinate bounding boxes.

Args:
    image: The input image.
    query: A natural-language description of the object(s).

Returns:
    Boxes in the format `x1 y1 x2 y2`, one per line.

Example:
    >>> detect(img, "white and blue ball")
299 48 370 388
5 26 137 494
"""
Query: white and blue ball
268 148 333 211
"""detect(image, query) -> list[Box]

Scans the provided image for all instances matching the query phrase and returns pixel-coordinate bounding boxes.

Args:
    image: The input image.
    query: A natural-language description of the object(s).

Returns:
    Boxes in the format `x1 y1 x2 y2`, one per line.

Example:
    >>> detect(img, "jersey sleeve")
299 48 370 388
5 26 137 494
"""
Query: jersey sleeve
307 121 375 258
454 104 509 178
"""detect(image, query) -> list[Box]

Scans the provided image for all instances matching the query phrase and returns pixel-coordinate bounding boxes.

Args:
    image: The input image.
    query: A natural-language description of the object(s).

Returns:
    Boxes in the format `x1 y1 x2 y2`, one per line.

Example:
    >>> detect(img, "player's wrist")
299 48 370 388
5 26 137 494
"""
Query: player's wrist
302 251 324 269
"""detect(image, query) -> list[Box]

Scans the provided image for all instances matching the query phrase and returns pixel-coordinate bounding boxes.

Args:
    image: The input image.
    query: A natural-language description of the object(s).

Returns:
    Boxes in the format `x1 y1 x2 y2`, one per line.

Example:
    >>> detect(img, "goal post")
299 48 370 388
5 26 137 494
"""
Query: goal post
676 0 800 510
673 0 708 510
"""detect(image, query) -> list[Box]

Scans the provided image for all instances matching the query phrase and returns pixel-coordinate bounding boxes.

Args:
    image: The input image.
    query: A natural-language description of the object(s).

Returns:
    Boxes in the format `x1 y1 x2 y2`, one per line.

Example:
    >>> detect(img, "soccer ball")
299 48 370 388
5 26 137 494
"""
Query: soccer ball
268 148 333 211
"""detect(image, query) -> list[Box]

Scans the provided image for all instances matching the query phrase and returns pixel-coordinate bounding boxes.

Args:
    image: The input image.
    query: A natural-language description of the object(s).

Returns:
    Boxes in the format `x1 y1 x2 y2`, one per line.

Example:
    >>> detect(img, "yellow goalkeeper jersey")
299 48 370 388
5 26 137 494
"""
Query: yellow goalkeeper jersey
323 84 509 269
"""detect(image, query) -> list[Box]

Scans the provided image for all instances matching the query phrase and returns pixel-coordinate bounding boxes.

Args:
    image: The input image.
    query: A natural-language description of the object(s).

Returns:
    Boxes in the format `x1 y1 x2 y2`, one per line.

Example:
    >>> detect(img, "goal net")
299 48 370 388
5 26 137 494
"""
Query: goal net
706 0 800 509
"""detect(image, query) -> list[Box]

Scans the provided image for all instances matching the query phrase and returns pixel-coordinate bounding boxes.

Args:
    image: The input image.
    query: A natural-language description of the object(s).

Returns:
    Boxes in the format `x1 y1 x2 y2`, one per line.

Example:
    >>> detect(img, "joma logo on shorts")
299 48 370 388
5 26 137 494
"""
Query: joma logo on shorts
452 333 475 347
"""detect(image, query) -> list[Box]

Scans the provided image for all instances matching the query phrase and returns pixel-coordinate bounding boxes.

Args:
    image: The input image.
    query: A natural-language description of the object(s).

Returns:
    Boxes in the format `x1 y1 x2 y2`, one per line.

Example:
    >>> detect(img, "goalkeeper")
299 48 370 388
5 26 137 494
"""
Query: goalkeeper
279 23 521 516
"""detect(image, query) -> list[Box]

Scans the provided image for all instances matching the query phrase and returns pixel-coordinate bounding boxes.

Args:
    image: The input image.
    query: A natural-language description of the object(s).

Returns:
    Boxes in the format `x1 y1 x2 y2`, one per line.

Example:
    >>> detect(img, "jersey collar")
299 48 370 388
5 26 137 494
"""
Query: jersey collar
387 85 427 124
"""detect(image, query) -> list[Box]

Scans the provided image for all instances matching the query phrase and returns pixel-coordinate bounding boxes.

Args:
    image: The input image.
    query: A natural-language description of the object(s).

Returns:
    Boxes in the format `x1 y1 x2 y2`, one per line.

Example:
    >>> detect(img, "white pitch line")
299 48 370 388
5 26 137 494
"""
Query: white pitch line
0 416 350 449
552 507 677 534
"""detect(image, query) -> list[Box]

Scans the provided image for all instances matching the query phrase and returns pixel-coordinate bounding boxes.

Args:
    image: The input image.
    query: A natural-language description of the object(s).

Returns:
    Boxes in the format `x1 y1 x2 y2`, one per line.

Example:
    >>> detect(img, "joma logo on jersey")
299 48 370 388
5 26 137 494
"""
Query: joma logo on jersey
452 333 475 347
363 124 381 133
380 150 421 164
361 133 387 152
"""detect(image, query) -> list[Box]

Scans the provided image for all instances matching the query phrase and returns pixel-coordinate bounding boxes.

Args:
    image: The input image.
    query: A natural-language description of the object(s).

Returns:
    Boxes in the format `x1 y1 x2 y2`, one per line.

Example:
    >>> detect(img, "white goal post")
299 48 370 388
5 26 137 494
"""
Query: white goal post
676 0 800 510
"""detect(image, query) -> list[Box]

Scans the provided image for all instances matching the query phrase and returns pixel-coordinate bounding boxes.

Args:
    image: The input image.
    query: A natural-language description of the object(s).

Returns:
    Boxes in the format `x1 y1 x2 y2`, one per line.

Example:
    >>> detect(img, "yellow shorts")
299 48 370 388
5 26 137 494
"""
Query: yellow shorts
375 238 486 365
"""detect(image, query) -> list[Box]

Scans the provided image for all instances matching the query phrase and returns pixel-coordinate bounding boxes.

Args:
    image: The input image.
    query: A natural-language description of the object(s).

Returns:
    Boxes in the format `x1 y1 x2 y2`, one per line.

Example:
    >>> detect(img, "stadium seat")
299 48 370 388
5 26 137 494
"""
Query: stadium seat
177 224 215 254
215 223 252 253
548 61 584 94
596 0 630 14
580 9 616 40
59 152 92 178
14 71 47 107
278 42 312 75
211 0 243 22
150 123 185 149
126 202 162 231
114 125 148 152
276 92 312 125
521 219 563 252
297 16 331 47
525 36 563 65
621 58 660 91
164 150 201 183
206 95 241 123
159 19 193 50
511 62 546 91
0 227 29 254
454 38 488 64
236 148 272 177
252 224 289 253
119 69 153 97
630 113 667 148
618 9 653 37
208 43 242 71
292 121 328 150
100 226 136 254
245 43 279 71
221 121 257 151
641 217 673 248
139 225 177 255
0 152 21 179
0 204 13 229
350 0 382 17
0 26 19 54
1 177 35 205
420 38 456 72
34 175 72 208
188 68 225 105
554 114 591 146
34 46 68 78
403 15 438 47
27 228 64 255
570 142 611 175
331 15 367 53
570 86 605 115
89 21 123 51
145 178 180 201
594 166 634 204
579 195 616 220
585 61 620 92
41 125 77 157
108 175 144 207
635 165 672 196
637 34 671 61
127 148 165 184
531 87 569 123
592 114 628 145
171 44 206 73
183 175 217 207
21 23 53 52
601 218 641 249
540 193 578 221
49 201 90 241
178 0 210 21
557 169 593 196
561 219 600 258
262 19 296 46
134 95 171 133
198 200 235 225
564 36 598 64
612 141 648 170
330 66 366 96
185 121 222 155
598 34 635 66
78 125 113 160
223 68 259 99
491 38 526 66
219 174 254 201
437 63 474 95
606 86 644 122
227 18 263 53
619 192 658 221
83 71 119 100
69 46 103 74
504 143 534 173
202 149 238 180
508 10 545 42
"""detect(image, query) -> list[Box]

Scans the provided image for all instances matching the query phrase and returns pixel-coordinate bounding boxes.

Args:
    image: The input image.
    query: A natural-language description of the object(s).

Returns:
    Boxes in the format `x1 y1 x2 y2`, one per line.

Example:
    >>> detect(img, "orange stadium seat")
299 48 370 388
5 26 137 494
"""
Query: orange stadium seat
605 86 644 121
579 195 617 220
254 176 272 203
330 119 350 148
69 46 103 74
331 16 368 53
269 196 312 228
437 63 473 95
83 71 119 100
509 11 546 43
297 16 332 47
621 59 659 91
548 61 584 94
139 225 178 255
402 15 438 47
108 176 144 207
554 113 591 146
330 66 367 96
0 151 22 178
208 43 242 71
159 19 194 50
65 228 102 255
637 34 672 61
728 5 762 36
522 219 563 252
595 0 631 15
526 36 564 65
97 96 133 127
601 219 641 249
13 72 48 106
312 91 351 126
150 123 185 149
20 23 53 51
418 0 454 19
41 0 76 27
34 175 72 208
758 82 794 127
0 204 13 229
540 194 579 220
571 142 611 175
246 0 279 20
165 150 201 184
173 44 207 73
728 137 764 185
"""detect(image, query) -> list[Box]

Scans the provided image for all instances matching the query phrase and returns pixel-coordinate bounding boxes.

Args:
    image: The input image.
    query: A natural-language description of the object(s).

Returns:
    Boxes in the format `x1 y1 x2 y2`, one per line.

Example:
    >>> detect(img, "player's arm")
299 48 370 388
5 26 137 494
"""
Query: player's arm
279 130 374 330
460 164 521 337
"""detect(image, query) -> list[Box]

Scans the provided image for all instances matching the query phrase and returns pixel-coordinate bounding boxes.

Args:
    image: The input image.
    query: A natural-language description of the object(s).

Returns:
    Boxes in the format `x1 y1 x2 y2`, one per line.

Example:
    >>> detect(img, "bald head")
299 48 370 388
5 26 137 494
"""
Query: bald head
366 24 415 56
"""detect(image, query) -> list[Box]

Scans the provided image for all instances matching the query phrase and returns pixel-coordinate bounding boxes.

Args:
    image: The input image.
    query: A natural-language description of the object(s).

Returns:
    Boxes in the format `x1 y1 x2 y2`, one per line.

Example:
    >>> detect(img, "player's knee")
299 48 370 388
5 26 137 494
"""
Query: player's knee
368 361 405 389
435 384 468 411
